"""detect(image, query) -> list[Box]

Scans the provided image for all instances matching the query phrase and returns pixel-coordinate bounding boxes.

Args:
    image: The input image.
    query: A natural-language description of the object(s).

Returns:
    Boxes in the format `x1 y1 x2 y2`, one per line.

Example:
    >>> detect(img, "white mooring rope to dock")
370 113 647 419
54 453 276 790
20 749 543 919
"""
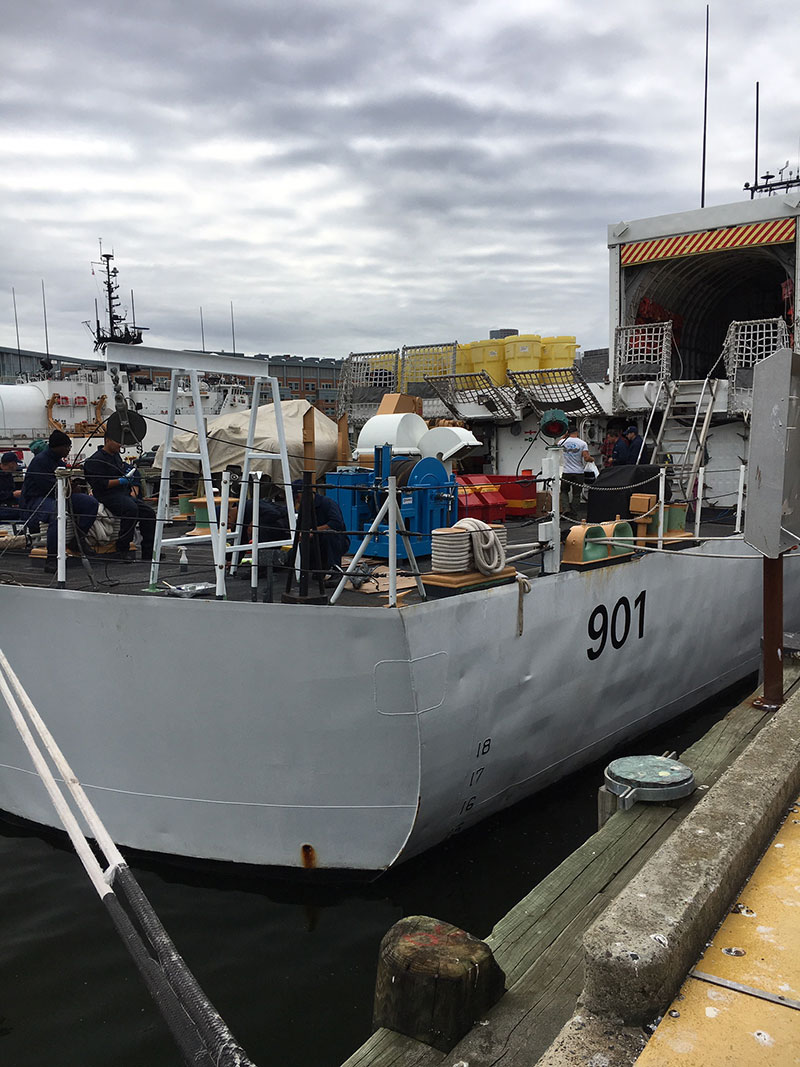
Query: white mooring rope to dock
0 648 257 1067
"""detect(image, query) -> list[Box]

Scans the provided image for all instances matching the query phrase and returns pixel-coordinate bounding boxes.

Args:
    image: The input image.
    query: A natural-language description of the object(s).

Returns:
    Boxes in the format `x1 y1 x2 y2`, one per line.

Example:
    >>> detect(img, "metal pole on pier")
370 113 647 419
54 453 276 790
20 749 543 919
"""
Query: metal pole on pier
757 554 784 709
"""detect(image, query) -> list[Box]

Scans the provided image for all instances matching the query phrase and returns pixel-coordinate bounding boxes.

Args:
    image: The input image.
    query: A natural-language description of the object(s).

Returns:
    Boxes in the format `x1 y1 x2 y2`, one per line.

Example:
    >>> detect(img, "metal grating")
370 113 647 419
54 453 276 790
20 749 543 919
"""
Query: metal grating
722 317 791 414
424 371 519 421
336 349 400 428
507 366 604 417
400 342 458 395
613 320 672 409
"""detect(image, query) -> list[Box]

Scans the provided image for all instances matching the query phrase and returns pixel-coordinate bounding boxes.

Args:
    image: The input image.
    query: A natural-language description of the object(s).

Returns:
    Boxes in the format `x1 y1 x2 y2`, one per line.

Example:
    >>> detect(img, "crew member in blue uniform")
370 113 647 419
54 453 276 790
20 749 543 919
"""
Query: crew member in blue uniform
291 479 349 577
21 430 99 564
83 434 156 560
241 496 290 541
0 452 23 520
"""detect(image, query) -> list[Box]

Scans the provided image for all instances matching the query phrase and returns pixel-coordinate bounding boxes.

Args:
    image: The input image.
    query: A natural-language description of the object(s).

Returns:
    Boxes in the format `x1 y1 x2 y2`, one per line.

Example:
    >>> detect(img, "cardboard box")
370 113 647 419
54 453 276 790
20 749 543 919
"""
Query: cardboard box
376 393 423 416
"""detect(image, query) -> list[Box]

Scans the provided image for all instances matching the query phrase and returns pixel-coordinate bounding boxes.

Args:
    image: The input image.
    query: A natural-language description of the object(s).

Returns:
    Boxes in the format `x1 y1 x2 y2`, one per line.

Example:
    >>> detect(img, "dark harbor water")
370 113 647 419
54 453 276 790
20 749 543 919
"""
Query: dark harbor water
0 676 755 1067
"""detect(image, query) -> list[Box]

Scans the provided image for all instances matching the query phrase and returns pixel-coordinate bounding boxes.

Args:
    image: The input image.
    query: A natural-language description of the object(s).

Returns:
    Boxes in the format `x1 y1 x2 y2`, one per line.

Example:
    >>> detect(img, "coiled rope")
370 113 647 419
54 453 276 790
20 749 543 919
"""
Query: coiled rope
454 518 507 575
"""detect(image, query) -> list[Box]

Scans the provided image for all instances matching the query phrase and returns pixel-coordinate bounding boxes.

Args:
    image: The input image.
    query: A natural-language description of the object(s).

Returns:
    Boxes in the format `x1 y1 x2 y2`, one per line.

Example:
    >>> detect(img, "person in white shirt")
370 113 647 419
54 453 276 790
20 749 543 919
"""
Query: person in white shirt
559 425 592 516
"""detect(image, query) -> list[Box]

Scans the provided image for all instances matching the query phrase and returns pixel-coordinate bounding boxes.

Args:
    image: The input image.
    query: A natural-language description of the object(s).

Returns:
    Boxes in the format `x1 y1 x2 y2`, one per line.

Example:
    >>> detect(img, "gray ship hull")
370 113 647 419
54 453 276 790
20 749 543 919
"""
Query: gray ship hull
0 539 795 871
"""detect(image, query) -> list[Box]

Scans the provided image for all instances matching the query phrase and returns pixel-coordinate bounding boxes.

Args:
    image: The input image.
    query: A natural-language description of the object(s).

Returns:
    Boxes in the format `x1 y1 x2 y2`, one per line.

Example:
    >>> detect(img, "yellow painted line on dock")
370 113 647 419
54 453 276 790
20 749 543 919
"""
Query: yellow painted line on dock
636 794 800 1065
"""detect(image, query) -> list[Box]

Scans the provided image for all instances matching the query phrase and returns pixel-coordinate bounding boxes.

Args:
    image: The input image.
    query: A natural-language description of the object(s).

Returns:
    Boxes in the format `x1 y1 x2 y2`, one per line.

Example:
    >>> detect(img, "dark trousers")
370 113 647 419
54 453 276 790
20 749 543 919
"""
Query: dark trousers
0 505 27 522
100 492 156 554
25 494 99 553
561 473 585 511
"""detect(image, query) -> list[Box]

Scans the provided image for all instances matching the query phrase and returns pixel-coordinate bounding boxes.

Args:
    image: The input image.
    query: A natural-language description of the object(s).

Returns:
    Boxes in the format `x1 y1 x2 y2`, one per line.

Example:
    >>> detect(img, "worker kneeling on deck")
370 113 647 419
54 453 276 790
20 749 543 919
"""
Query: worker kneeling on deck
21 430 99 564
240 496 291 542
291 479 349 578
84 434 155 561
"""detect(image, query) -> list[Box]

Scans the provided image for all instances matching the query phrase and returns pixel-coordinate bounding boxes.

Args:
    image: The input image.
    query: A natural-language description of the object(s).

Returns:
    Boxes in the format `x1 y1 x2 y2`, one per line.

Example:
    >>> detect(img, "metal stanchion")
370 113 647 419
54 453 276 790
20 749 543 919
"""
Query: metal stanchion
694 467 705 539
56 473 67 588
388 475 398 608
250 473 261 603
735 462 746 533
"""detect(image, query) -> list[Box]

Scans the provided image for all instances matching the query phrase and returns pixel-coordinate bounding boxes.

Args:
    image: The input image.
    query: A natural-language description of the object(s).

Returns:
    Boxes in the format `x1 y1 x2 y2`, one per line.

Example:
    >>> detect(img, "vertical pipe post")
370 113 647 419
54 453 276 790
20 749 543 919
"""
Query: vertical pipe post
694 467 705 539
216 471 230 600
299 471 312 599
388 475 398 607
762 555 784 707
544 449 561 573
56 473 67 588
250 472 261 602
735 463 746 533
657 467 666 550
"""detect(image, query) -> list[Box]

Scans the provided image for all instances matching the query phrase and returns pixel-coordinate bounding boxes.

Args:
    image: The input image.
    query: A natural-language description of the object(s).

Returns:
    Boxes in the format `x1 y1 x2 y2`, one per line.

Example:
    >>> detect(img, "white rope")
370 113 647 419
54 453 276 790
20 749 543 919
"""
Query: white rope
0 652 114 898
0 648 126 867
454 517 507 575
516 573 532 635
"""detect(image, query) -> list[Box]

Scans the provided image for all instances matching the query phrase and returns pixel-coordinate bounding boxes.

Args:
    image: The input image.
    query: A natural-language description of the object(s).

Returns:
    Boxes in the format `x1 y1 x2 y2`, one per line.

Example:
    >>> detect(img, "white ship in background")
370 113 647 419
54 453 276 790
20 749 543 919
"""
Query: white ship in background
0 189 799 874
0 251 251 459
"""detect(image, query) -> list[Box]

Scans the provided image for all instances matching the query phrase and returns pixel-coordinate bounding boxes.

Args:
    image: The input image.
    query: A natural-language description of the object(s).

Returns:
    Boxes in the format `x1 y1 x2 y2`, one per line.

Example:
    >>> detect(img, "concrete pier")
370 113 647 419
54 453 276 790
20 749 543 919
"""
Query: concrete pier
342 662 800 1067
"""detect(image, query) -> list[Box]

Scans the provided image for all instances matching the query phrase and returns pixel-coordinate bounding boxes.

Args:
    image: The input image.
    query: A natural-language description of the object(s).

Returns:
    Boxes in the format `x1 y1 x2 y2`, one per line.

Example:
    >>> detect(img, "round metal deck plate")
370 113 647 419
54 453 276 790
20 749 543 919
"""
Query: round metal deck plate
605 755 696 802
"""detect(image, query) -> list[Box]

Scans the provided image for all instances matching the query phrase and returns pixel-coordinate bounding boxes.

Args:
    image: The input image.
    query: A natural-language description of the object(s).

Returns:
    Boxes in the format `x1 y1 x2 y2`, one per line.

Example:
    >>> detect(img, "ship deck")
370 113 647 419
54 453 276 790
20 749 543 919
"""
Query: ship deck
0 513 736 605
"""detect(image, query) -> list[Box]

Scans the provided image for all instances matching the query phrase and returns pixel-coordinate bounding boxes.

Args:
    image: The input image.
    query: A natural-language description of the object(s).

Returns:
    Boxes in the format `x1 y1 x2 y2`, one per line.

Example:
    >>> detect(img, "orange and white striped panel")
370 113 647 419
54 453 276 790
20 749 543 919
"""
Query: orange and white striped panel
620 217 796 267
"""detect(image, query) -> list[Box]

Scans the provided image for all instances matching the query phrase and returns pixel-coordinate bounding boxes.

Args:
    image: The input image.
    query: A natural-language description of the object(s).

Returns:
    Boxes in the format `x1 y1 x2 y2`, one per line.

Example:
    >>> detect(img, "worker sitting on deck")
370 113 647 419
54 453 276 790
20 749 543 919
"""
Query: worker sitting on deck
83 434 156 561
21 430 99 567
291 479 349 578
0 452 24 520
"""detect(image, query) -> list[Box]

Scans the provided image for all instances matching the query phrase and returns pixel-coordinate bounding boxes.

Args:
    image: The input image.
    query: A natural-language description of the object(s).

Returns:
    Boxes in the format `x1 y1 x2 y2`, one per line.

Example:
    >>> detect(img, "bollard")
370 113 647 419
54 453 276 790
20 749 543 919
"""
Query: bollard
373 915 505 1052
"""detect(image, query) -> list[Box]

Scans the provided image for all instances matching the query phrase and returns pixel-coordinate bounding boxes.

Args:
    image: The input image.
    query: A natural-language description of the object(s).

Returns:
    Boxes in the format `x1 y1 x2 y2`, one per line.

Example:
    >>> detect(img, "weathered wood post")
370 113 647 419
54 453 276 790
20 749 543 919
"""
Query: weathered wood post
373 915 505 1052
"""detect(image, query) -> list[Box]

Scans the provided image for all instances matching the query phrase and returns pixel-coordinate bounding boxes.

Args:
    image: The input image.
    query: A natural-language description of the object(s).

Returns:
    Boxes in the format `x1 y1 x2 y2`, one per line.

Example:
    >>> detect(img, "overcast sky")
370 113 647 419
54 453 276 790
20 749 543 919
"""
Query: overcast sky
1 1 798 364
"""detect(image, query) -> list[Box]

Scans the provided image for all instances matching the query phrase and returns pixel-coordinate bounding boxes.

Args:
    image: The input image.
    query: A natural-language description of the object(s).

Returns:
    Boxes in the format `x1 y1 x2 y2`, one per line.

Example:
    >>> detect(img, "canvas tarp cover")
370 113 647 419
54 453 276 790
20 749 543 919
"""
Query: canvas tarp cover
153 400 339 482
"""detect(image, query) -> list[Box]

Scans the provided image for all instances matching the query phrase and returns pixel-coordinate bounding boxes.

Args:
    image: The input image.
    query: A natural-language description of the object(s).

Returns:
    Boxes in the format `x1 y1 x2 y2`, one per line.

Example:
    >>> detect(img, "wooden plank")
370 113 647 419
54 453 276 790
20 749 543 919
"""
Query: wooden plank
340 1028 444 1067
489 806 672 984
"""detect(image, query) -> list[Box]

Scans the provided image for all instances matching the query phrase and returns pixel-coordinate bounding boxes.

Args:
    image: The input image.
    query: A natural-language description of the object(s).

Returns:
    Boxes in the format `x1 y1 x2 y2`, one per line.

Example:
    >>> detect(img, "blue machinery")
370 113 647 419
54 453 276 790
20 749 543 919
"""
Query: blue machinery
324 446 456 560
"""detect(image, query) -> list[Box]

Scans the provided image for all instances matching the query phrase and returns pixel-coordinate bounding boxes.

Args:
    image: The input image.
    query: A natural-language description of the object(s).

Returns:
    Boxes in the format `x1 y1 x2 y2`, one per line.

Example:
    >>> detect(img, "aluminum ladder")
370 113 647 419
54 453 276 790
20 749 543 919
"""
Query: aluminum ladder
641 377 719 500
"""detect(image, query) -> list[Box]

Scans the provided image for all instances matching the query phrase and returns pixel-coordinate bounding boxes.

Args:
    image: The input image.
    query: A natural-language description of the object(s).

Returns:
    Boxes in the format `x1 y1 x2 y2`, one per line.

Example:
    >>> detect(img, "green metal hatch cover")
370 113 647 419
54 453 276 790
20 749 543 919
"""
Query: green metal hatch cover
604 755 696 810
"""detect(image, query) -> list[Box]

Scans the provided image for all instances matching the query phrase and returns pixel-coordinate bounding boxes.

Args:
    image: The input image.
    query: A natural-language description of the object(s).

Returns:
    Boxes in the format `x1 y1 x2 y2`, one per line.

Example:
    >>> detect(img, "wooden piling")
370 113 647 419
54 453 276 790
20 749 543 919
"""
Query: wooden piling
373 915 505 1052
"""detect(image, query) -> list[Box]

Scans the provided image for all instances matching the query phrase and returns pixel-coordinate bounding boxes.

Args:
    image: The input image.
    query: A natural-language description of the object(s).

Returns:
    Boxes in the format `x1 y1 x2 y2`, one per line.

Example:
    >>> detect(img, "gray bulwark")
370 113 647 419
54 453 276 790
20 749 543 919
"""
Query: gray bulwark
744 346 800 558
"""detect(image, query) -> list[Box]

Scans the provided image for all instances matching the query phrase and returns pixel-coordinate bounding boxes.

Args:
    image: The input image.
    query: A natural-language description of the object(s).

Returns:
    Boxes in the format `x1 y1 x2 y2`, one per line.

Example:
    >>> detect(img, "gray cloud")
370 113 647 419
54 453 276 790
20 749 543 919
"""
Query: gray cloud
1 1 798 365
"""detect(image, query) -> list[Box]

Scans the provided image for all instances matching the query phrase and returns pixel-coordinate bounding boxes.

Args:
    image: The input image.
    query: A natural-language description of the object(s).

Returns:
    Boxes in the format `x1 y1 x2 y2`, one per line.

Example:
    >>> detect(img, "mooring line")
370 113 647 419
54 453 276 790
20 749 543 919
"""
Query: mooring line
0 647 257 1067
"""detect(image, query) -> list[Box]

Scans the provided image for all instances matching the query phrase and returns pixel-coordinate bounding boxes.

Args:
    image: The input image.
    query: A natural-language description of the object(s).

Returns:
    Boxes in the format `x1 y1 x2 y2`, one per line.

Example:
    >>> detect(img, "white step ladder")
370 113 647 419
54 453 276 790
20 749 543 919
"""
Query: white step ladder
102 344 295 599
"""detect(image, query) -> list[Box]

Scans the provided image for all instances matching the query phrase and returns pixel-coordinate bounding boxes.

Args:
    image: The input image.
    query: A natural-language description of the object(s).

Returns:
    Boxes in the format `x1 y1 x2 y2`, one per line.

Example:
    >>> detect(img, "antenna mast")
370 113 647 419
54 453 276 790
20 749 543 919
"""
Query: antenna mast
701 4 709 208
743 83 800 198
90 248 149 350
